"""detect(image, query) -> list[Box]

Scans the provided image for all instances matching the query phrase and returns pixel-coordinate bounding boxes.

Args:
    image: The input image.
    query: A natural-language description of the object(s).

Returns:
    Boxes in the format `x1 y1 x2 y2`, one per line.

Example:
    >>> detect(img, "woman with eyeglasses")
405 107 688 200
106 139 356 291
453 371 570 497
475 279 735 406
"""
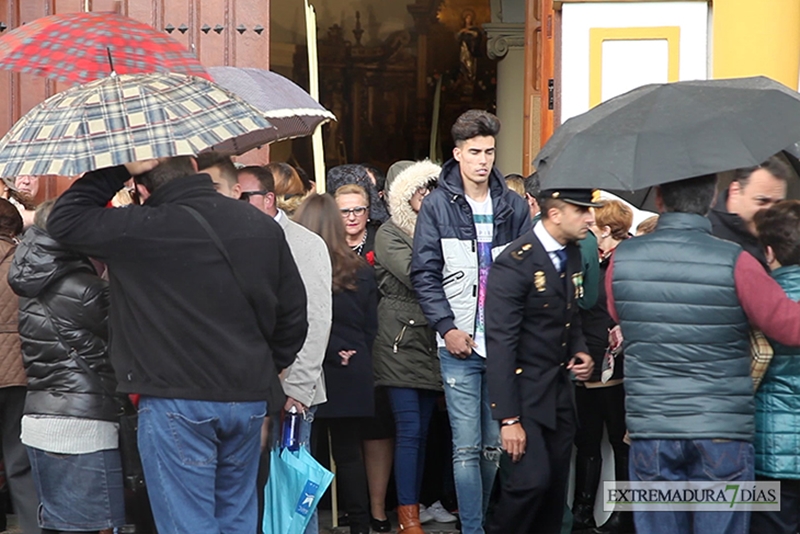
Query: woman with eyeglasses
334 184 379 258
327 164 389 225
295 194 378 534
334 182 396 531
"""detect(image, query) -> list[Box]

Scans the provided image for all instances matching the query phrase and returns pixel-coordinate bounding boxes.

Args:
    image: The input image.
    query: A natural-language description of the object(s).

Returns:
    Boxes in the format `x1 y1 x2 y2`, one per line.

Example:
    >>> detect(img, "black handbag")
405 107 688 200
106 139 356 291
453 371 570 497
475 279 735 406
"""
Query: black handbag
39 303 145 492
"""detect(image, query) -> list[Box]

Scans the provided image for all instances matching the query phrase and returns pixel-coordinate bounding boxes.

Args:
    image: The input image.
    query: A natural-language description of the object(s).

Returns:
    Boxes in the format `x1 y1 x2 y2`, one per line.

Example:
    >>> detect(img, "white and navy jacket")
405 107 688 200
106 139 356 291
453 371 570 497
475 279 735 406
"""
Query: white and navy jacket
410 159 531 347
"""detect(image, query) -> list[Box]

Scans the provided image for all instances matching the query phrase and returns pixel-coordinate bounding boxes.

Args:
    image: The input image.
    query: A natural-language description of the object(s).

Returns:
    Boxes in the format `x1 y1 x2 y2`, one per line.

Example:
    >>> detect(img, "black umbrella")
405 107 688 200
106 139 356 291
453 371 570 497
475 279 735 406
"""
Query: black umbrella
535 76 800 191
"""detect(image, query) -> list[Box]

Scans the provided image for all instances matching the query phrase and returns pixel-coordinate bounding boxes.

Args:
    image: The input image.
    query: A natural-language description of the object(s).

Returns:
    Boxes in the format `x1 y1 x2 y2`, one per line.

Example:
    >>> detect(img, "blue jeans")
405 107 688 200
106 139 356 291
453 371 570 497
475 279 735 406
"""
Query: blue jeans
28 446 125 531
629 438 754 534
439 349 501 534
387 387 438 505
138 396 267 534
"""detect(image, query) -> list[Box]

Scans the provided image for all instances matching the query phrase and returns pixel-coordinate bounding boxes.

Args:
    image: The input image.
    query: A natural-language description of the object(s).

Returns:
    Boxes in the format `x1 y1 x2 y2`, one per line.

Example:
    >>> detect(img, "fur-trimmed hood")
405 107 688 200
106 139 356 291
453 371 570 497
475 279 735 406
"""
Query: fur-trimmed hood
387 160 441 236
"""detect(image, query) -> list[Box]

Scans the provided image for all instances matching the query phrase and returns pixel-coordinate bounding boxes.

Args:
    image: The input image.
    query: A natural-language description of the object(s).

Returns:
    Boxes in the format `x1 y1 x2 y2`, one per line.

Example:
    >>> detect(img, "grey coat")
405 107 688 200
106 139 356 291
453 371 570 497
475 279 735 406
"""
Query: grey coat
278 211 332 407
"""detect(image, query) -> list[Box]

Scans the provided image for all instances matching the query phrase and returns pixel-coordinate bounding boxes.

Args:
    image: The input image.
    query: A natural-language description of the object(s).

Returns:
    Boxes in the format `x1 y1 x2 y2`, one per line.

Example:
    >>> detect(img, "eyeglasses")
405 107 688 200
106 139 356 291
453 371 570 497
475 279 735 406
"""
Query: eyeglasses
414 186 431 197
240 190 269 201
339 206 368 218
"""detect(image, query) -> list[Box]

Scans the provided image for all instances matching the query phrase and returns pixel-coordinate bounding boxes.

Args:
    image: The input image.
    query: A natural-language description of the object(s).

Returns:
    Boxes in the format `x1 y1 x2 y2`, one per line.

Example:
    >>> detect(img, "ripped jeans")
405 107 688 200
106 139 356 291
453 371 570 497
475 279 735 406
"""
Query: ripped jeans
439 349 501 534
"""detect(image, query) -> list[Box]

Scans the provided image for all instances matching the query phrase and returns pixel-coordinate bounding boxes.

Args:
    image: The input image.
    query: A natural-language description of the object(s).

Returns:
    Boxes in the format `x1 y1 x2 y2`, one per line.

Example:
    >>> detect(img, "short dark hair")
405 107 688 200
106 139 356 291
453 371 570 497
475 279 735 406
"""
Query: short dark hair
538 197 566 219
196 152 238 188
451 109 501 145
524 172 541 198
755 200 800 266
238 165 275 194
33 199 56 231
134 156 196 193
658 173 718 216
0 198 22 237
732 155 792 187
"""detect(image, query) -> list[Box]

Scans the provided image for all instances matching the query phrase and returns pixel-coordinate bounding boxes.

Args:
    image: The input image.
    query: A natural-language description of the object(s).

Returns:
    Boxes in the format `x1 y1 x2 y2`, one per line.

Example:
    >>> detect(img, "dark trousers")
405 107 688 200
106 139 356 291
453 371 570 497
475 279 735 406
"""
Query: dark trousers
574 383 627 460
0 386 41 534
750 477 800 534
486 393 576 534
317 417 370 530
387 387 437 505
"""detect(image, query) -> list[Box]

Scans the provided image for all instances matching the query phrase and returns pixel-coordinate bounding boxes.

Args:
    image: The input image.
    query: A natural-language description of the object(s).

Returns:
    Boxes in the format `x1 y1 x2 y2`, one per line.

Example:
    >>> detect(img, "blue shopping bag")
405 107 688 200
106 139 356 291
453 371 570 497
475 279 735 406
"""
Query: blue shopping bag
262 446 334 534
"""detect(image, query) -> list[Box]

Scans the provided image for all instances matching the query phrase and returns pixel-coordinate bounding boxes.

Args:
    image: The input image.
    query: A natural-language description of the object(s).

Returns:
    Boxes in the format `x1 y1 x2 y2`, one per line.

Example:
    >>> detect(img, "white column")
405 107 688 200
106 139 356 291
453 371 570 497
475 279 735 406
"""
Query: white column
485 23 526 176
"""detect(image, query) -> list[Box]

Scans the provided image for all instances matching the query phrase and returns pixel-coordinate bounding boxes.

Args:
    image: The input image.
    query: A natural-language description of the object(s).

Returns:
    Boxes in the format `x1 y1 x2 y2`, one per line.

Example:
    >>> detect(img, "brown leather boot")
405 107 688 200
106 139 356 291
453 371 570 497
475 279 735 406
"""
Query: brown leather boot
397 504 426 534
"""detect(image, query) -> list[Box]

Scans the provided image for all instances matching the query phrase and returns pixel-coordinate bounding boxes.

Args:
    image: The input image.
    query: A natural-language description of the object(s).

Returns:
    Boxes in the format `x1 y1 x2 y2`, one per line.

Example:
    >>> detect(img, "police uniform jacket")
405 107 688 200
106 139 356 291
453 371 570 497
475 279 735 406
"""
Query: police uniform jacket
485 230 588 430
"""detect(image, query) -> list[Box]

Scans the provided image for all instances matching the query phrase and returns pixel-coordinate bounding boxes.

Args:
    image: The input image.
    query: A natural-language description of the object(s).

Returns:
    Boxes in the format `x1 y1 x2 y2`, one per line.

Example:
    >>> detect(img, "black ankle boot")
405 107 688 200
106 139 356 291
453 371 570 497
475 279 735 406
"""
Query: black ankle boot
572 455 602 531
594 448 634 533
594 510 635 533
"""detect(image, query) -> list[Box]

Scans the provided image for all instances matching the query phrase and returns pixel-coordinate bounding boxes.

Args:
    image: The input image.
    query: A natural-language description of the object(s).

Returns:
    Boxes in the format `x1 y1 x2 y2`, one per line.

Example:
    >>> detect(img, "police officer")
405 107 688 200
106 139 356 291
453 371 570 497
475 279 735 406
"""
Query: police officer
485 189 598 534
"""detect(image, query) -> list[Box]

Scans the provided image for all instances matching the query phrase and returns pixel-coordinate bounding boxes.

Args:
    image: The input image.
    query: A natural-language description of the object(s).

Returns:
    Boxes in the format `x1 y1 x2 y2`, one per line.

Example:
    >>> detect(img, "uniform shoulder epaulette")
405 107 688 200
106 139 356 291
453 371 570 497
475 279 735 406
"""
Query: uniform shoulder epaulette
510 242 533 261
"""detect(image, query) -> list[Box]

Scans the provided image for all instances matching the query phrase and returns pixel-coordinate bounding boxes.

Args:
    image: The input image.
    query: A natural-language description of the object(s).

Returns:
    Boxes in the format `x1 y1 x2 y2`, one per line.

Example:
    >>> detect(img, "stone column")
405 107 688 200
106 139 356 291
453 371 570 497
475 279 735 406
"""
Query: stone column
485 23 526 175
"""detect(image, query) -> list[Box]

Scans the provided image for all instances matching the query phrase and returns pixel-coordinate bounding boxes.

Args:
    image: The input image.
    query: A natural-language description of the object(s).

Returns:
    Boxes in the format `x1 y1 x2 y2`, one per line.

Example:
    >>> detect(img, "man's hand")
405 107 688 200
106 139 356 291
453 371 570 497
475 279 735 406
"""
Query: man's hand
444 329 477 359
339 349 356 366
284 396 308 414
124 158 161 177
568 351 594 381
500 420 526 463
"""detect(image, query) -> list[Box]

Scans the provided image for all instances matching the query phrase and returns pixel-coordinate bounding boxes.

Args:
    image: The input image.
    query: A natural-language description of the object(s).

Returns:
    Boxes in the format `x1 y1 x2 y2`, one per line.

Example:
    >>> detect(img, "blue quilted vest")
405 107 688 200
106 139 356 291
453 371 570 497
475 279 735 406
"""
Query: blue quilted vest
612 212 752 441
755 265 800 478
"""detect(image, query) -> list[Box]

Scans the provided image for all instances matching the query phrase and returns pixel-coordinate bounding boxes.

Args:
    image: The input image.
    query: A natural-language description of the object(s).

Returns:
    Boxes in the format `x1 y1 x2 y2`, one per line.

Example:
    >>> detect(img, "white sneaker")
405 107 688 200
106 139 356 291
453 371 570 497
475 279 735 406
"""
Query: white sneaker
428 500 458 523
418 504 434 524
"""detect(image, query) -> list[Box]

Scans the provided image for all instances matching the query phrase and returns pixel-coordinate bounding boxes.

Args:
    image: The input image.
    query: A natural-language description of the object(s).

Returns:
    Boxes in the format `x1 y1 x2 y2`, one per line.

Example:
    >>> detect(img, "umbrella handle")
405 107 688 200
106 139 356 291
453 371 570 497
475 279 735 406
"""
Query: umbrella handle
106 47 115 75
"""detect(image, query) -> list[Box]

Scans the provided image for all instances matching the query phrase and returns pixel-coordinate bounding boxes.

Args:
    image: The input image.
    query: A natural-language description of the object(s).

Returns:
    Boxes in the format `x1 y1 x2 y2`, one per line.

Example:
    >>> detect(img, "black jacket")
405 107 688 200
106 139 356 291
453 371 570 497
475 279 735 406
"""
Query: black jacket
485 231 588 430
410 159 531 339
708 190 768 270
47 166 308 403
8 226 119 421
316 266 378 419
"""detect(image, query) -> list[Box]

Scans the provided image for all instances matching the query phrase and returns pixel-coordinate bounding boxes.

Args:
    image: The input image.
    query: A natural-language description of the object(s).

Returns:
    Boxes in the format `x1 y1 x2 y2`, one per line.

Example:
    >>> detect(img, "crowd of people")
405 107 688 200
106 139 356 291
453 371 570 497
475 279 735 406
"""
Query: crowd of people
0 108 794 534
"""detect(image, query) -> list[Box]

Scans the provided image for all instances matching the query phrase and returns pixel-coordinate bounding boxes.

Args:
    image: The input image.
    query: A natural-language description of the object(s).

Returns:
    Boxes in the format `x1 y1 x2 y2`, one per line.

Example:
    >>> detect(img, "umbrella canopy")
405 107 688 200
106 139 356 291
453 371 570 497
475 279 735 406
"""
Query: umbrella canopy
535 76 800 191
207 66 335 143
0 72 275 178
0 11 209 85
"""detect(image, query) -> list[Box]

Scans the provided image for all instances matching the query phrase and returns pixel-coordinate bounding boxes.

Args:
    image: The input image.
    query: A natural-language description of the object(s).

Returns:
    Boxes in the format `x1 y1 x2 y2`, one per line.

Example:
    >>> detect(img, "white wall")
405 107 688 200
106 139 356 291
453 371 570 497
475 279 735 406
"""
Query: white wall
560 2 708 122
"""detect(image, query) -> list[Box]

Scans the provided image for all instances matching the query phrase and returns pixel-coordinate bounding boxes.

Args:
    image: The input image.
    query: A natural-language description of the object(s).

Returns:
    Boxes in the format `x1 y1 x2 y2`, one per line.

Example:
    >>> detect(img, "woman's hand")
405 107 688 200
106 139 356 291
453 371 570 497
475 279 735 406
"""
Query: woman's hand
339 349 356 366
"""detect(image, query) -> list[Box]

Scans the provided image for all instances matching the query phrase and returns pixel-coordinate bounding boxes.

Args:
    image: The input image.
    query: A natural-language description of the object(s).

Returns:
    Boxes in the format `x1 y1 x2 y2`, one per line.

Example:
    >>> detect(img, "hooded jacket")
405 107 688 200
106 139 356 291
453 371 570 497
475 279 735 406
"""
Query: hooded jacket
8 226 118 421
373 160 441 391
410 159 531 344
755 265 800 479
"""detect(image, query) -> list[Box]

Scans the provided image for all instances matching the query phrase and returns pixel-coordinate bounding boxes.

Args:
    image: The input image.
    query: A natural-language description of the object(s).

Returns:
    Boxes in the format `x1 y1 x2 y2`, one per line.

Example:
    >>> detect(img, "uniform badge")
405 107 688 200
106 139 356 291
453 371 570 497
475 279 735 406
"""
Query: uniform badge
572 272 584 300
534 270 546 292
511 242 533 261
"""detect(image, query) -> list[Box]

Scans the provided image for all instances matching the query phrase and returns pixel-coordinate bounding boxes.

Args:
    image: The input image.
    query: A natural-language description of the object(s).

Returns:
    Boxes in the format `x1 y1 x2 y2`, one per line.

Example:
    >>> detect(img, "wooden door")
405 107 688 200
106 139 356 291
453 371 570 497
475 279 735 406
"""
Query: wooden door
0 0 271 200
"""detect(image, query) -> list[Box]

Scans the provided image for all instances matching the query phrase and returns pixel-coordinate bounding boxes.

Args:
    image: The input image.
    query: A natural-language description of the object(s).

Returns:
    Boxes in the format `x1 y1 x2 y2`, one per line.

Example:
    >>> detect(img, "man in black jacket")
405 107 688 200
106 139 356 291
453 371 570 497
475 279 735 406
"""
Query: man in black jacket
708 155 790 269
410 110 531 534
484 189 595 534
47 156 308 534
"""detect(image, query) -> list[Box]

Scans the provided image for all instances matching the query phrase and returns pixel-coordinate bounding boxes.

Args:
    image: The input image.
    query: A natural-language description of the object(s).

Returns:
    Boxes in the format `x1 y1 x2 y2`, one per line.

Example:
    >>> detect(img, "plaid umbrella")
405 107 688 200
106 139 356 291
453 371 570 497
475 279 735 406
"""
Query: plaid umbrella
0 72 275 178
208 67 335 143
0 12 209 85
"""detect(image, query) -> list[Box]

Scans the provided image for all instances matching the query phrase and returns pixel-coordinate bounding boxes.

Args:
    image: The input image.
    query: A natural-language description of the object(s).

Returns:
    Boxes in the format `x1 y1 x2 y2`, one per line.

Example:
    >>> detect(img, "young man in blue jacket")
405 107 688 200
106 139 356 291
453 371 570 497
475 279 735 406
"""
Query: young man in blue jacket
410 110 531 534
